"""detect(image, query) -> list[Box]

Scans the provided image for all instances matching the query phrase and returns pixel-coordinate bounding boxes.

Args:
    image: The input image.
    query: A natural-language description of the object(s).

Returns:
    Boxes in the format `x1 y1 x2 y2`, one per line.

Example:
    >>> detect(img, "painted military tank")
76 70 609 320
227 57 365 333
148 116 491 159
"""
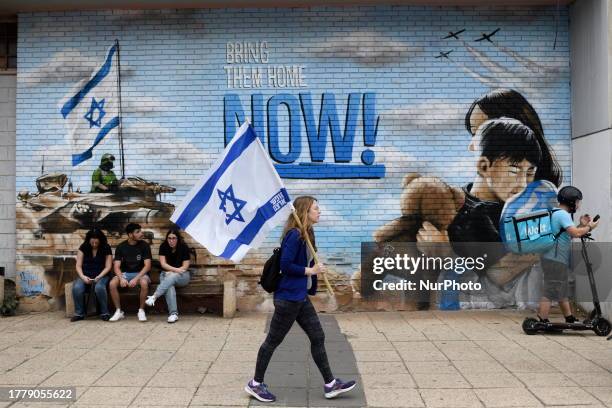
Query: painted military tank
17 172 176 236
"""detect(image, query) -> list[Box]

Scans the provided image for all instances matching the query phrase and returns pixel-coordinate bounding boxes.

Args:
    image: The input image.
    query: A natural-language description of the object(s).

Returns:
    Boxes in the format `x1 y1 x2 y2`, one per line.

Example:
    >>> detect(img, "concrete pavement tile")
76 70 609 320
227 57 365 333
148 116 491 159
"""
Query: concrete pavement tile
584 387 612 405
8 404 71 408
412 372 470 389
459 329 506 341
0 369 55 385
347 340 395 351
570 372 612 387
146 370 205 388
420 325 469 341
382 331 428 342
264 372 308 388
74 386 141 406
191 385 257 405
249 387 308 407
94 368 156 387
529 386 601 406
405 361 458 374
352 350 401 362
42 370 105 386
131 386 195 406
513 372 576 387
454 360 508 374
360 373 416 389
355 361 408 375
395 341 448 362
158 360 211 373
419 389 482 407
462 372 524 388
474 388 542 407
170 350 220 362
435 341 494 361
209 360 259 374
546 358 608 373
216 350 258 362
200 373 251 388
364 388 424 407
498 358 557 373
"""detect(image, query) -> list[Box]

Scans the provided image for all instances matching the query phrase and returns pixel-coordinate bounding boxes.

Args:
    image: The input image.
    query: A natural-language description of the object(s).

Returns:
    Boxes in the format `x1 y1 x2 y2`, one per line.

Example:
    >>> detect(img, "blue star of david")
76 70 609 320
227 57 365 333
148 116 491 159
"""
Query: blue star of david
84 97 106 128
217 185 247 225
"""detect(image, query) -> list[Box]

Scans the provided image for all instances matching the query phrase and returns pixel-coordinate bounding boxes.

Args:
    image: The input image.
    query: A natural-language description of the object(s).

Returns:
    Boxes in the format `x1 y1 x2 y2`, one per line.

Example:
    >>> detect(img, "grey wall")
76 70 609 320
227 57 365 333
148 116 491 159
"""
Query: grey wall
0 74 16 279
570 0 612 318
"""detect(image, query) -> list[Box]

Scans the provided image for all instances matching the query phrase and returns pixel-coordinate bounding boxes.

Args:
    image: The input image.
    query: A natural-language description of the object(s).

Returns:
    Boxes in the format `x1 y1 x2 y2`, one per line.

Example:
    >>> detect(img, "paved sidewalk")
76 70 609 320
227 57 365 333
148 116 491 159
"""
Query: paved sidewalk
0 309 611 407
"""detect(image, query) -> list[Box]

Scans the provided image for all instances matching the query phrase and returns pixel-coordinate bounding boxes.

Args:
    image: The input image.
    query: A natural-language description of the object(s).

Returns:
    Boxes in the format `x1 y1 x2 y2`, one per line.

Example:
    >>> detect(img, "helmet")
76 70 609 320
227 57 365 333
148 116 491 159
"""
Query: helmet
557 186 582 213
100 153 115 165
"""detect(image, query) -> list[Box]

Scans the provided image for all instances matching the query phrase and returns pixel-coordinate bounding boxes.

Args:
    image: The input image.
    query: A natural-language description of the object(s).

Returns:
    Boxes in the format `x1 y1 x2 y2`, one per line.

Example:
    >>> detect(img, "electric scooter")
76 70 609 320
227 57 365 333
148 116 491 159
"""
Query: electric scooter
523 215 612 336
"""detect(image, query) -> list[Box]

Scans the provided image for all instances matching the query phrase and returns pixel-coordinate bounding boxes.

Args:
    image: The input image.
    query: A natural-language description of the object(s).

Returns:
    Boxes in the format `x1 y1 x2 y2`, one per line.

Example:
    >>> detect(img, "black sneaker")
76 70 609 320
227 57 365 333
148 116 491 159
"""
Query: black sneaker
100 314 111 321
565 315 579 323
537 316 550 323
70 315 84 322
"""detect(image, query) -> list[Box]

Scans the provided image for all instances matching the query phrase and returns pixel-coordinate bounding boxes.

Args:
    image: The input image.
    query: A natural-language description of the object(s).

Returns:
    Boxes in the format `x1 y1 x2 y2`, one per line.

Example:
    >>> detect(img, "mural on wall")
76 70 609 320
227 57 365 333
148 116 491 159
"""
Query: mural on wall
15 7 571 312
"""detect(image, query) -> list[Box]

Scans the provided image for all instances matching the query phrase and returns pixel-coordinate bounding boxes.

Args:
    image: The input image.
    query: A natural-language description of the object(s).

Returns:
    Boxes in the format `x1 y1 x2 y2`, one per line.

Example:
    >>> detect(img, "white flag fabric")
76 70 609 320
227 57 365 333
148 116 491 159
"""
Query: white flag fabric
171 123 292 262
60 43 120 166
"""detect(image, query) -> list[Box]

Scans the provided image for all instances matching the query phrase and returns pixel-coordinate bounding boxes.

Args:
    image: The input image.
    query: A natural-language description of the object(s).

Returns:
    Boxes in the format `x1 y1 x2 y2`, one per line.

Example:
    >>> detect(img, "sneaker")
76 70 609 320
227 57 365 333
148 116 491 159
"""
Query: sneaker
324 378 356 399
100 314 111 321
565 315 579 323
137 309 147 322
70 315 84 322
244 380 276 402
109 310 125 322
145 295 156 307
537 315 550 324
167 313 179 323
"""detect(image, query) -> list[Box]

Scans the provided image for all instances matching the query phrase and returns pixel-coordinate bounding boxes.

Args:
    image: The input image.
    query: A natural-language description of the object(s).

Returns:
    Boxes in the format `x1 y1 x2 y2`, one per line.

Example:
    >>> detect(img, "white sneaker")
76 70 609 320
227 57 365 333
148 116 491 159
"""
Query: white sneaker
109 309 124 322
137 309 147 322
145 295 156 307
167 313 179 323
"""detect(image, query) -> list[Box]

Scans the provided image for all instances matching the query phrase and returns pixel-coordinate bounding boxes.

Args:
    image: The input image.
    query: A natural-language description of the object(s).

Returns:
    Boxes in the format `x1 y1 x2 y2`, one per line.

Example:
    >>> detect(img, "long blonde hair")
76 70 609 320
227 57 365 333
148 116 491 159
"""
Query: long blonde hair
281 195 317 250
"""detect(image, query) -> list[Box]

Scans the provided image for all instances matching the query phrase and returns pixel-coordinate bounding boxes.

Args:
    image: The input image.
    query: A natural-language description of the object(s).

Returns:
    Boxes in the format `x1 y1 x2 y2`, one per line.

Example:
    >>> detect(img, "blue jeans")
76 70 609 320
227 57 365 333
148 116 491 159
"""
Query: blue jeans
154 271 190 315
73 275 110 317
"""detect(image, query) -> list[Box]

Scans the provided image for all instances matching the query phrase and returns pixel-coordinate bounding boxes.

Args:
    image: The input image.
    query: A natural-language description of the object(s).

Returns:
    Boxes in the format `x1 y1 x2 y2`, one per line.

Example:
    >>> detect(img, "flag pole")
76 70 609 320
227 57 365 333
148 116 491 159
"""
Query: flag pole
290 210 334 296
115 39 126 180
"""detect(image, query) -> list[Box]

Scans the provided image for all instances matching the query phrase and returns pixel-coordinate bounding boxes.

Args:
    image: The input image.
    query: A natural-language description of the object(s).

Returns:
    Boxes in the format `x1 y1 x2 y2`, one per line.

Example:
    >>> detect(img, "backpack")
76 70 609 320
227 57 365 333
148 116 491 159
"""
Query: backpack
259 247 282 293
501 209 564 254
500 180 564 255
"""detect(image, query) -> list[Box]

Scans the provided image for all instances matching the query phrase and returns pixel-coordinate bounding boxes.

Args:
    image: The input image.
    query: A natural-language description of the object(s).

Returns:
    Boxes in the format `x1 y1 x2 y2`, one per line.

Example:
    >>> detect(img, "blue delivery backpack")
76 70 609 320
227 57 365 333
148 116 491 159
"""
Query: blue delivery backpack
500 180 563 254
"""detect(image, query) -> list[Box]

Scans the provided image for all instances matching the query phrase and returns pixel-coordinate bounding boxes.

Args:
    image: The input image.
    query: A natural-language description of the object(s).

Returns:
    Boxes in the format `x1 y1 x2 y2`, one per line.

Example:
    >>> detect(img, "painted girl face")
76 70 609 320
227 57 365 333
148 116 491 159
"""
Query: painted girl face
307 201 321 224
481 158 537 202
468 105 488 152
167 233 178 248
89 238 100 249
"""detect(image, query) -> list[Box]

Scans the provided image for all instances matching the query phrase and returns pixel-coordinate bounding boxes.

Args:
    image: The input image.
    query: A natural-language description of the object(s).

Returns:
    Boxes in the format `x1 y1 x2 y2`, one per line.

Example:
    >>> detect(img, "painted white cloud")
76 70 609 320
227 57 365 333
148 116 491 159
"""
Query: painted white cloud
314 31 423 65
381 101 464 129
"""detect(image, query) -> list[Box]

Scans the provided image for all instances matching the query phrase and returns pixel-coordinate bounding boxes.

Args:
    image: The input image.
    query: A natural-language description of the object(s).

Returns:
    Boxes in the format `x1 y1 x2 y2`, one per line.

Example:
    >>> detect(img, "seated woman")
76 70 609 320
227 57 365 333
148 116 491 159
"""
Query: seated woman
72 228 113 321
145 228 191 323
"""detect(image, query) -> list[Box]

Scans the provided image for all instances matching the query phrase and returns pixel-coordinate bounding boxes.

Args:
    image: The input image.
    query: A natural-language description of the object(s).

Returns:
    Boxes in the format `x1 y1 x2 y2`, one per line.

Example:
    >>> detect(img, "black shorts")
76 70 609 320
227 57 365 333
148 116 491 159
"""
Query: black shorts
541 258 569 300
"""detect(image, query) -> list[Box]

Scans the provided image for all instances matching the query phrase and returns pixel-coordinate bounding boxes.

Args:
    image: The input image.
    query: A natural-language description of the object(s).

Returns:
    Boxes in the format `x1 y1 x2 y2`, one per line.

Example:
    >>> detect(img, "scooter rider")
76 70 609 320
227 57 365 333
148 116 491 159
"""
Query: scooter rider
537 186 599 323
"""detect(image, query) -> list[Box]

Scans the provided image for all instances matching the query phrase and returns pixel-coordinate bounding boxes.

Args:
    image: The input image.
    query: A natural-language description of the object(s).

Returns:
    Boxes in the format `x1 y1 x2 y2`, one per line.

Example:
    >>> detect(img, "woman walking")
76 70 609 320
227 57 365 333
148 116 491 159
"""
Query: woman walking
245 196 356 403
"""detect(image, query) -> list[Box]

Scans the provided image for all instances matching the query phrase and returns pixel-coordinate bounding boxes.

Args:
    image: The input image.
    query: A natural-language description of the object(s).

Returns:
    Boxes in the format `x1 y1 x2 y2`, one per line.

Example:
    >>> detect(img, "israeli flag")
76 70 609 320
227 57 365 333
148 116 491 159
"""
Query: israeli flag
171 123 293 262
60 43 120 166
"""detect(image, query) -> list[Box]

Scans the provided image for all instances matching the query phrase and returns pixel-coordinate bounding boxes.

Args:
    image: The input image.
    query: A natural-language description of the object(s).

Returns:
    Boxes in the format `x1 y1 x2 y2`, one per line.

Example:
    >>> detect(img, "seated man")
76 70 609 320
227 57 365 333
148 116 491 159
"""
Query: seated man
109 223 152 322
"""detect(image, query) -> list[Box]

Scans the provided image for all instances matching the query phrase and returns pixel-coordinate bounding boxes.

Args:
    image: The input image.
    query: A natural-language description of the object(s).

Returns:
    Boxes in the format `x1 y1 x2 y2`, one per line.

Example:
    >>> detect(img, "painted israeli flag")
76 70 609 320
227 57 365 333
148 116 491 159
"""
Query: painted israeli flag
171 123 292 262
60 43 120 166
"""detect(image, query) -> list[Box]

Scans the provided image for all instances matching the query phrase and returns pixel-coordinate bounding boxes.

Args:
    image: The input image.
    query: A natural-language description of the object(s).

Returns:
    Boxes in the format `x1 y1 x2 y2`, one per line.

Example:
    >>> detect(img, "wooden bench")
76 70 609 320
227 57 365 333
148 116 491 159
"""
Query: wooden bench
65 273 236 318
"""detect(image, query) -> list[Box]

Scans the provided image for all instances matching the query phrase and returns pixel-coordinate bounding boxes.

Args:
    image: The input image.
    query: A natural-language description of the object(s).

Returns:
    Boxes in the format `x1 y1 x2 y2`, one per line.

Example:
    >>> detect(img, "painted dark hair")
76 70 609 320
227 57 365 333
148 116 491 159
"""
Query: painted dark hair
479 118 542 167
80 228 109 257
465 88 562 186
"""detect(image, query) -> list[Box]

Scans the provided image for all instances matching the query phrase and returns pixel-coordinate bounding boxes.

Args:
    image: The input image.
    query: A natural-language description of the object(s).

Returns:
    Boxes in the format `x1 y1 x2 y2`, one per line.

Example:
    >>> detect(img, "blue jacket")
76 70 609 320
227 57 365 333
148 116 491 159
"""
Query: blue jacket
275 228 318 301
